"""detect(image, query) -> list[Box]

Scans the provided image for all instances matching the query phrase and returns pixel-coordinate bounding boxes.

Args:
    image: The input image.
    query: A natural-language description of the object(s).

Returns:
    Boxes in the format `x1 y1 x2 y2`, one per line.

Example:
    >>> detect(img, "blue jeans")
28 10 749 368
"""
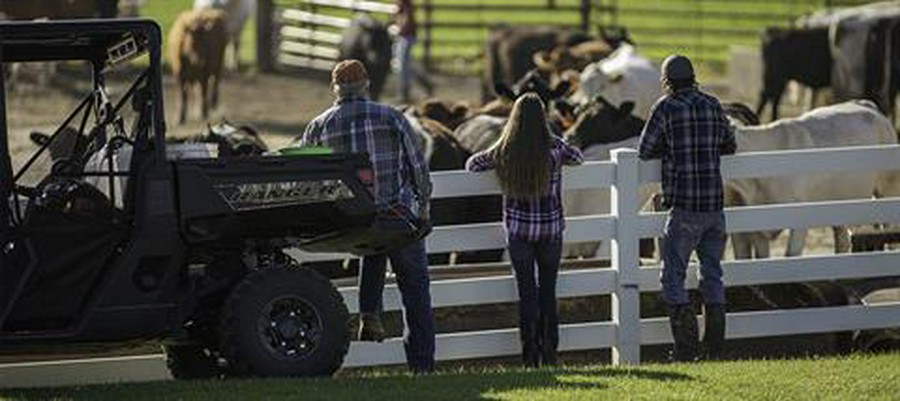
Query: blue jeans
394 36 416 101
359 240 435 371
660 209 727 306
507 236 563 355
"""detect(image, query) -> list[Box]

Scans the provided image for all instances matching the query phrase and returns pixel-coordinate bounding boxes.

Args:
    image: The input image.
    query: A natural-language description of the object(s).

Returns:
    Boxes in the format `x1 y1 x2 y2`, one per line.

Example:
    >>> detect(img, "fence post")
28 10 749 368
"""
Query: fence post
610 148 641 365
423 0 434 71
579 0 590 33
256 0 274 73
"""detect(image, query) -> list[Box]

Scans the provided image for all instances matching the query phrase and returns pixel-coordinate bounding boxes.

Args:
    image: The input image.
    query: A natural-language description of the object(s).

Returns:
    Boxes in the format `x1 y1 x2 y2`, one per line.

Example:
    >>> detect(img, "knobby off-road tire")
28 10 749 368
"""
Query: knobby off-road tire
164 345 221 380
220 267 350 377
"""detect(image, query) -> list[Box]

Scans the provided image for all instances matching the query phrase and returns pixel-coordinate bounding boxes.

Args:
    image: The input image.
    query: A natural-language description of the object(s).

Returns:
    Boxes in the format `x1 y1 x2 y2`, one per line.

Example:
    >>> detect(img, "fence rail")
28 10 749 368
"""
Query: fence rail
2 144 899 386
285 144 900 367
258 0 879 74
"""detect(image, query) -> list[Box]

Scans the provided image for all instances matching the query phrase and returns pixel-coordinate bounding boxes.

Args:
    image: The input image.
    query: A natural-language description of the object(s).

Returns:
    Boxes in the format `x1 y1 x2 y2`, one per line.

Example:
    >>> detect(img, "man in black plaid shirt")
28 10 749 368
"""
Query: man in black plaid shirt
638 55 736 362
301 60 434 373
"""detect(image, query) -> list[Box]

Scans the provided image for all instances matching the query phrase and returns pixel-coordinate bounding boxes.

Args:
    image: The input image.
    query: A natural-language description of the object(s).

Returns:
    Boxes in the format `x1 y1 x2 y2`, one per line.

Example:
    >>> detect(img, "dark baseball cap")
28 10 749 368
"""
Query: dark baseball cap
661 54 695 81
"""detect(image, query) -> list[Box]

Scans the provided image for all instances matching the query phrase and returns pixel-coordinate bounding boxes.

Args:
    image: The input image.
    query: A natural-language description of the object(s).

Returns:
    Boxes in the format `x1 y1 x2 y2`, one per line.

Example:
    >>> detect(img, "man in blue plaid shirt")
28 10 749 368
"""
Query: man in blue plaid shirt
638 55 736 362
300 60 434 373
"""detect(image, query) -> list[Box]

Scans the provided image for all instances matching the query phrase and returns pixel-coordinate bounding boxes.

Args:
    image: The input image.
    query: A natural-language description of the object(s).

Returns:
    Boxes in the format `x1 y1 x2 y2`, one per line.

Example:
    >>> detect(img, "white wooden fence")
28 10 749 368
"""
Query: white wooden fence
3 144 900 388
287 144 900 367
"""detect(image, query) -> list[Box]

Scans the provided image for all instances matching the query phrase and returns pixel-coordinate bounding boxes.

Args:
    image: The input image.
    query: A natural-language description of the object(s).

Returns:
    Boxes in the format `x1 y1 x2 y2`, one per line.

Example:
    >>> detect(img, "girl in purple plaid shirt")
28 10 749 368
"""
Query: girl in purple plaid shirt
466 93 583 367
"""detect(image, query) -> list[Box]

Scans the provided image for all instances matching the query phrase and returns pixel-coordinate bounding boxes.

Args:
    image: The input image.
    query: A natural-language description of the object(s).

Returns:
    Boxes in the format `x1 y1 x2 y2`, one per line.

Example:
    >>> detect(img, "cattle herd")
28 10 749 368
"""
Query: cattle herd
363 1 900 264
5 1 900 266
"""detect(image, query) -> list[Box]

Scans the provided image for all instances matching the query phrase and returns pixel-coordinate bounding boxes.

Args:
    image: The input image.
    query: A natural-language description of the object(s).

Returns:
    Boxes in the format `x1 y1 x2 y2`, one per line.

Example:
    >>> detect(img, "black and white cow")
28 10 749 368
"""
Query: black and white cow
757 26 832 121
337 15 393 101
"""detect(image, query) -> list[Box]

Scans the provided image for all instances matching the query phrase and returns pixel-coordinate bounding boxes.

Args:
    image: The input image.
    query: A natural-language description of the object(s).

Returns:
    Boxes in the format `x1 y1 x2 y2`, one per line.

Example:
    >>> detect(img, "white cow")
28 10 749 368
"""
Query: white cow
571 44 662 120
194 0 256 71
728 100 900 259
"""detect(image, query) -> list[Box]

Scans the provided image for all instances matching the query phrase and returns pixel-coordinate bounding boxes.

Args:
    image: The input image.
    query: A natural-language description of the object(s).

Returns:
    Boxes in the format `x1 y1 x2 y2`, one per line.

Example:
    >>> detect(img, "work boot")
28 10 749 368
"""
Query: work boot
703 304 726 360
358 312 386 342
668 305 700 362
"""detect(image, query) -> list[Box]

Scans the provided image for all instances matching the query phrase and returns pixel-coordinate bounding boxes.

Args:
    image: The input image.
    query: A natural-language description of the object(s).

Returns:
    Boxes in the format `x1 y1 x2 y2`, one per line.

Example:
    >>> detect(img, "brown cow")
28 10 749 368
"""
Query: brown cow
168 8 228 124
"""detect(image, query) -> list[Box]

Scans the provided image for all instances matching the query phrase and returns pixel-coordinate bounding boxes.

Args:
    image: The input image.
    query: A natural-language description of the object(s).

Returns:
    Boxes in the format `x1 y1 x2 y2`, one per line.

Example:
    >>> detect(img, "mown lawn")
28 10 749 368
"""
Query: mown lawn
2 352 898 401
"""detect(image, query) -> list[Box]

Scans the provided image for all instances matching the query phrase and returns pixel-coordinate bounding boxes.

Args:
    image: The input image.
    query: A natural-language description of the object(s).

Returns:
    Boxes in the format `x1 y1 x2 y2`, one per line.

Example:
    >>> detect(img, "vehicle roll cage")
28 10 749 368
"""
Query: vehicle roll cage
0 19 166 242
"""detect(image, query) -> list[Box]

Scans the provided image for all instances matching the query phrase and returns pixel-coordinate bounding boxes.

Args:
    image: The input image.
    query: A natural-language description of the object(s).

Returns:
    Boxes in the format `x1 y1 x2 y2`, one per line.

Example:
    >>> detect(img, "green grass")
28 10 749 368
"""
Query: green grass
2 352 899 400
138 0 880 73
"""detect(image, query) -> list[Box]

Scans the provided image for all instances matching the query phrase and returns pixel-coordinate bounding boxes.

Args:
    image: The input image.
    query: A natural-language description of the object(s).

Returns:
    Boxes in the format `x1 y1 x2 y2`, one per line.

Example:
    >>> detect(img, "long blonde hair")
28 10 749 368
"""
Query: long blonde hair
490 93 552 199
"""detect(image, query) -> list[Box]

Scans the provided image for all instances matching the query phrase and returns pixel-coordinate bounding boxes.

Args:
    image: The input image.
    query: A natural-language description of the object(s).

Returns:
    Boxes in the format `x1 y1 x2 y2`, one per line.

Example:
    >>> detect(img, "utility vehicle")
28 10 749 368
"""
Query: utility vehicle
0 19 391 378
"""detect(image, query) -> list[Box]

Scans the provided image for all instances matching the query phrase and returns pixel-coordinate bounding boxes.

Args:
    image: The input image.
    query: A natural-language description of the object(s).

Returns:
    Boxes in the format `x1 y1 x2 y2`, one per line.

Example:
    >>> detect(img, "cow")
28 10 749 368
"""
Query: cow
572 44 662 121
337 15 392 101
193 0 255 71
417 99 472 131
172 121 268 157
531 26 633 87
483 25 591 102
32 121 267 162
451 70 573 154
168 8 229 124
828 3 900 120
727 100 900 260
756 26 832 121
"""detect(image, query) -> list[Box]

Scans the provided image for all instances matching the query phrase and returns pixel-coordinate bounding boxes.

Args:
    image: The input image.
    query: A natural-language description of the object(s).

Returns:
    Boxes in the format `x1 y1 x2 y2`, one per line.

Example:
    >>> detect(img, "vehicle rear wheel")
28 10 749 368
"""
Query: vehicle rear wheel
220 267 350 377
164 344 221 380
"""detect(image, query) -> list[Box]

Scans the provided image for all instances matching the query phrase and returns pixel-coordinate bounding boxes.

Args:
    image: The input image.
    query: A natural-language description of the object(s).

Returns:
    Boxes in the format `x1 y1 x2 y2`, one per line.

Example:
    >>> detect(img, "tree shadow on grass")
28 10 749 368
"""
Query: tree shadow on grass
0 365 693 401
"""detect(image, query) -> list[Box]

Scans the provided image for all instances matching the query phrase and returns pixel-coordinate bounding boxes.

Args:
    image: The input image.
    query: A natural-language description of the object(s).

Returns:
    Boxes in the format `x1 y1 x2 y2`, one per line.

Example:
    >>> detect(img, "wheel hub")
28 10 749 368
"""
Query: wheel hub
260 297 321 360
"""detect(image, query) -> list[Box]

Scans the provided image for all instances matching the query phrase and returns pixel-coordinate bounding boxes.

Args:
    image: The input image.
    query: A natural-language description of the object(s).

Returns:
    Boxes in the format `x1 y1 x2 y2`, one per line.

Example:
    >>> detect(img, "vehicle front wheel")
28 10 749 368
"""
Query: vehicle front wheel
220 267 350 377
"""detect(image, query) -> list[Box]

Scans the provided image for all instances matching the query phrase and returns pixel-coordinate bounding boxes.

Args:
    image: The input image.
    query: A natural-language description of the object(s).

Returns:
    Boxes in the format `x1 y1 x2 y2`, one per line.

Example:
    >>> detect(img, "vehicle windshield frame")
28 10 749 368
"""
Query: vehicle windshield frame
0 19 166 234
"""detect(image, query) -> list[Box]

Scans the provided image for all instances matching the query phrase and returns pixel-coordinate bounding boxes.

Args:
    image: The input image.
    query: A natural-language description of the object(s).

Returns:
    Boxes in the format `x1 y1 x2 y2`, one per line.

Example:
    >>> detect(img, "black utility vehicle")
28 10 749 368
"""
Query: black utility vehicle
0 19 392 378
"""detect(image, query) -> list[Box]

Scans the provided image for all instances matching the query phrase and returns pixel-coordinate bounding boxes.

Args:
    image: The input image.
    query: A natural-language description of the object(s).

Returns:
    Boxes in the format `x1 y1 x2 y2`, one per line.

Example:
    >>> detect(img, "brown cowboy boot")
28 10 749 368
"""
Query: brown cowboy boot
358 312 386 343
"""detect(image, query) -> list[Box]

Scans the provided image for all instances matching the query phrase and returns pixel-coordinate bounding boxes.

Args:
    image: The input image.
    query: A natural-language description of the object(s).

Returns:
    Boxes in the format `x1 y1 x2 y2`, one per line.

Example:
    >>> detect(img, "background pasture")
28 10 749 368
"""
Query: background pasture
144 0 878 74
262 0 876 74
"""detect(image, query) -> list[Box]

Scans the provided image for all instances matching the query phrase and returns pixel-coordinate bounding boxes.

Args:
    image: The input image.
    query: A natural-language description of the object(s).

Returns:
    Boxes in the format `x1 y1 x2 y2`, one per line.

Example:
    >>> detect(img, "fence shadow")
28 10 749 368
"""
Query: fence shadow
0 365 694 401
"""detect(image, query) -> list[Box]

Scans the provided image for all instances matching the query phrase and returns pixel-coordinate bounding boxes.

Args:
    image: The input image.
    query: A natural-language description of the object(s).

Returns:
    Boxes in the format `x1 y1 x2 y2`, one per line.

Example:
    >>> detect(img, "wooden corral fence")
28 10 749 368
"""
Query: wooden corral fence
286 145 900 367
257 0 397 72
257 0 884 74
3 145 900 387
